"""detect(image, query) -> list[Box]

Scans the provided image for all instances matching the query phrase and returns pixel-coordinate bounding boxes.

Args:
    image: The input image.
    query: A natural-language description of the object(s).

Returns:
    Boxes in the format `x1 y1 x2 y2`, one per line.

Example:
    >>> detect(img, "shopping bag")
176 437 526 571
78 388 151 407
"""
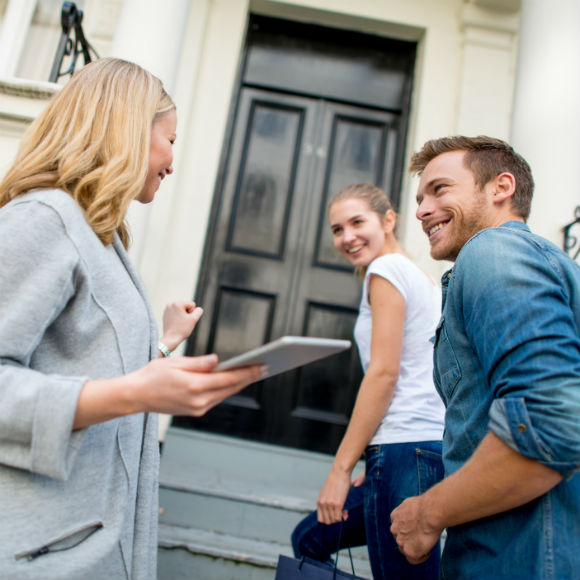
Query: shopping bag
275 554 365 579
276 518 365 580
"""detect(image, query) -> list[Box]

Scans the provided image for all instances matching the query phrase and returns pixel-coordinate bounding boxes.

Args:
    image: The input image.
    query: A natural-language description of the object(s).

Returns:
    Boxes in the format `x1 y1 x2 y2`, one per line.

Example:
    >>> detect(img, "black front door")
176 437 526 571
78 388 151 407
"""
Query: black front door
174 15 416 454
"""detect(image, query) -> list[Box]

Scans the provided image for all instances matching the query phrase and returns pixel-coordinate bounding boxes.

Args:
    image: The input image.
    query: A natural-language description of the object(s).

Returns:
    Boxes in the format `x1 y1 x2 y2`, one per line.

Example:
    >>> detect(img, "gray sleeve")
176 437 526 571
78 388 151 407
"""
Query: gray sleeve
0 201 88 479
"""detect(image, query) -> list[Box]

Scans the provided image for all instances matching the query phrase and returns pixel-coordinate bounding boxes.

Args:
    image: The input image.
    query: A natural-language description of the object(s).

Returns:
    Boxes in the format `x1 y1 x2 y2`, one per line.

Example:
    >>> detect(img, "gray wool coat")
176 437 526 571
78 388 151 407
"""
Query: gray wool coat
0 189 160 579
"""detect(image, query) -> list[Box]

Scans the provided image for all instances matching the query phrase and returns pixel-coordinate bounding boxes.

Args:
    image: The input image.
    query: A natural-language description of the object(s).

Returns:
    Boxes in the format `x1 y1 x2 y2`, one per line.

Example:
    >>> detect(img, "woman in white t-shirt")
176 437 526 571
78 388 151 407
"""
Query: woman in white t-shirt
292 183 445 579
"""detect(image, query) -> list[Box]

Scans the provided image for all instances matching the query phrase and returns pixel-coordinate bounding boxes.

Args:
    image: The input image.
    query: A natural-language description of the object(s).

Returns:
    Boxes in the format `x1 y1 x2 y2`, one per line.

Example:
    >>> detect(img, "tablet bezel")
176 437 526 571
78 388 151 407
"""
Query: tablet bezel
213 335 352 379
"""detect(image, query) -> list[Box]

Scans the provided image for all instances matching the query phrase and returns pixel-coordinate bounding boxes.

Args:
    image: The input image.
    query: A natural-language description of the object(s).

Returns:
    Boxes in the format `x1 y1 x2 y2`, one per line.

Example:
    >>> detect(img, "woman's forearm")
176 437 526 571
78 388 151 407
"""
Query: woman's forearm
73 355 266 430
333 368 398 474
73 374 141 430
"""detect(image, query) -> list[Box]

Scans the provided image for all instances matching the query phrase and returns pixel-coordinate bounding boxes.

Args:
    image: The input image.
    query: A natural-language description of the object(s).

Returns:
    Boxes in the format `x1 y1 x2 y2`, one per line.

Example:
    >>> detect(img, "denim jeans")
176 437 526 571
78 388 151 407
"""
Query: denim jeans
364 442 443 580
292 441 444 580
292 483 366 564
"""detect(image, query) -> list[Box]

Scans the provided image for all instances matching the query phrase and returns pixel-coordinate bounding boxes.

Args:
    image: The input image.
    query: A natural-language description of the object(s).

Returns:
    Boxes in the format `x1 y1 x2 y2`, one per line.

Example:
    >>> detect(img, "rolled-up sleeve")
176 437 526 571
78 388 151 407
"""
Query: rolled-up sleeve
0 201 88 480
455 230 580 478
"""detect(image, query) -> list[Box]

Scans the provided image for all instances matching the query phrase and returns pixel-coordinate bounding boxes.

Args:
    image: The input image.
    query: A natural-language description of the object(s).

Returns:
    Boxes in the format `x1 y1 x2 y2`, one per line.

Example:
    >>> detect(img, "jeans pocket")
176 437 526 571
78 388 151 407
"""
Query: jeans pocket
15 520 104 562
364 445 382 478
415 447 444 494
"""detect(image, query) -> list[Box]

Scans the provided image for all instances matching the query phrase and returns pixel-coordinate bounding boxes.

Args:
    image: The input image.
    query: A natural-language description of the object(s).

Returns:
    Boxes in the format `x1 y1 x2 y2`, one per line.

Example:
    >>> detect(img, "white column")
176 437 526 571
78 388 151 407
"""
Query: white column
456 3 520 139
0 0 38 78
109 0 190 93
110 0 191 271
510 0 580 246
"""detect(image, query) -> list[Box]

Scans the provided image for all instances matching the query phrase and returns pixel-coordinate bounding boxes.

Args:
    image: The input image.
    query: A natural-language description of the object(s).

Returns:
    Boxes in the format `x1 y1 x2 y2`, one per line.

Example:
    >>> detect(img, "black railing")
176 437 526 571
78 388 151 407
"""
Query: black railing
563 206 580 261
49 2 99 83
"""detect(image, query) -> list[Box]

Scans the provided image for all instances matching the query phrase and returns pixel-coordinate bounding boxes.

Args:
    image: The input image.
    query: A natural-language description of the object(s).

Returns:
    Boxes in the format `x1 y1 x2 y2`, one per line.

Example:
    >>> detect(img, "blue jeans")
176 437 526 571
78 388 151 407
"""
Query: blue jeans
292 441 444 580
292 484 366 564
365 441 443 580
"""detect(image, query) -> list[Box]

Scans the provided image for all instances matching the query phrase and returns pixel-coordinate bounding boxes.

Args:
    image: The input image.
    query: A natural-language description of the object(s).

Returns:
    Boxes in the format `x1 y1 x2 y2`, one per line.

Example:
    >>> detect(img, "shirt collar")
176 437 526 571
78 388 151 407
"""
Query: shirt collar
440 220 529 285
498 220 530 232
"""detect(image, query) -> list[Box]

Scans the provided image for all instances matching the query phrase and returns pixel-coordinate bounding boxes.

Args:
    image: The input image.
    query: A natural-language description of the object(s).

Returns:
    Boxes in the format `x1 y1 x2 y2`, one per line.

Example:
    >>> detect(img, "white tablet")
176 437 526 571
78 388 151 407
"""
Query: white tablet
214 335 352 380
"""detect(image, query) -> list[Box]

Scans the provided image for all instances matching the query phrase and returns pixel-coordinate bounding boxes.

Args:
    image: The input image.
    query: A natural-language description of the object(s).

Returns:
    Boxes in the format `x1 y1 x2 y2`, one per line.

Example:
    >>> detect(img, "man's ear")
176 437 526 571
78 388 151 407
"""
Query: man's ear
491 172 516 204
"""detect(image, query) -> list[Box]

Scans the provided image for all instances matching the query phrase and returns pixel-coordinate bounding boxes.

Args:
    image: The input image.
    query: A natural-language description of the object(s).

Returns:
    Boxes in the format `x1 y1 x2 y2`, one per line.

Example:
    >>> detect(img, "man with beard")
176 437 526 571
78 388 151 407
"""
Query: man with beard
390 135 580 580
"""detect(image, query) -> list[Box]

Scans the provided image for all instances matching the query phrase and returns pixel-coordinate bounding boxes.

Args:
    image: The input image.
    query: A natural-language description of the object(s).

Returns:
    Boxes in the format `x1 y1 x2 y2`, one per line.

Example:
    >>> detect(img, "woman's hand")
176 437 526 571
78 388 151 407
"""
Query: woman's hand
160 301 204 352
317 467 352 525
73 354 267 429
351 470 365 488
128 354 266 416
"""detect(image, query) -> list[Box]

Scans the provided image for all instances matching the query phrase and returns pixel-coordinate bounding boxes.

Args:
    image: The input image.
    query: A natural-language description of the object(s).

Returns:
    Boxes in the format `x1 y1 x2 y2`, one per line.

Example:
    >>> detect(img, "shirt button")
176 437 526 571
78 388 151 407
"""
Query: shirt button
517 423 527 433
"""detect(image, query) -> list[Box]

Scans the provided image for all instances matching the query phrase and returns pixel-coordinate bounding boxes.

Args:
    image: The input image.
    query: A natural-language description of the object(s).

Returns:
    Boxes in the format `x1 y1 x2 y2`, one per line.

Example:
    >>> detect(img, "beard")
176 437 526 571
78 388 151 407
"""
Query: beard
430 196 490 262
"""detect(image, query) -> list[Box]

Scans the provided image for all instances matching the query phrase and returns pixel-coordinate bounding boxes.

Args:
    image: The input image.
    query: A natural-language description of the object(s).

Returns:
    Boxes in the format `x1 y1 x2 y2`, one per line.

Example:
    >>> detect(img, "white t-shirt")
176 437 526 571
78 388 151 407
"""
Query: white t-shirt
354 253 445 444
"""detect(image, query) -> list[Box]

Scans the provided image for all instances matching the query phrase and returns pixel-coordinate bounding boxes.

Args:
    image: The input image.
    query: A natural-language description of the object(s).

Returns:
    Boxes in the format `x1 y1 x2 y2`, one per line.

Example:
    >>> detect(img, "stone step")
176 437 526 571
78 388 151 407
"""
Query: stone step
159 428 343 506
159 481 308 546
158 428 371 579
158 523 372 580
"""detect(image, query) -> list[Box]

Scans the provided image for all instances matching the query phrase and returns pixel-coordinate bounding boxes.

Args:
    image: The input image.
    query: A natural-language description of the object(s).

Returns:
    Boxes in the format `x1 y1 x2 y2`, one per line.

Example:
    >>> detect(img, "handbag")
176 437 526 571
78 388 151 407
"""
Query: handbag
275 520 366 580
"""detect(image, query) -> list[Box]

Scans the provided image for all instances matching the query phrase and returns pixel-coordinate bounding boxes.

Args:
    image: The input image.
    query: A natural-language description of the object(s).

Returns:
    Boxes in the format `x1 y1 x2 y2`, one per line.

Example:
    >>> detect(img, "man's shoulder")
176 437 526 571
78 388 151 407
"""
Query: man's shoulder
454 221 580 286
458 222 552 262
453 224 518 275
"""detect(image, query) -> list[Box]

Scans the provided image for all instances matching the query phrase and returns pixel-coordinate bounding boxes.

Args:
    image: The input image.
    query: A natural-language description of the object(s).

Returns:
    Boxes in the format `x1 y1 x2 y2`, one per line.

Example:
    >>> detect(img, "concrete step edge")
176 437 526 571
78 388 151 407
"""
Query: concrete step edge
158 523 371 576
159 477 314 514
158 522 292 568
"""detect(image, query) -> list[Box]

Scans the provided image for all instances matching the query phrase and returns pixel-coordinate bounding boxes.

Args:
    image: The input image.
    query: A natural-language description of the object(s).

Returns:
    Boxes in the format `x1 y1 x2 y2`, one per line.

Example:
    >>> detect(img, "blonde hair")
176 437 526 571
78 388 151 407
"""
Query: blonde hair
0 57 175 247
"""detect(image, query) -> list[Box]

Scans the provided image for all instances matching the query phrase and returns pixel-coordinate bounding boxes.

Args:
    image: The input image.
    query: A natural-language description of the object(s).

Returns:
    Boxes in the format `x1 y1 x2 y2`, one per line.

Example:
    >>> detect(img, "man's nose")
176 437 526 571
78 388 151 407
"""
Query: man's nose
416 197 434 221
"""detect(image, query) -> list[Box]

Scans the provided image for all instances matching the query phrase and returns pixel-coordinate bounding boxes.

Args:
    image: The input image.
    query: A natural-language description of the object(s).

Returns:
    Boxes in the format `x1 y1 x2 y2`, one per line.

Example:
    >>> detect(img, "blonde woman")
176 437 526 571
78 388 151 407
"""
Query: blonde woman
0 58 264 579
294 184 445 580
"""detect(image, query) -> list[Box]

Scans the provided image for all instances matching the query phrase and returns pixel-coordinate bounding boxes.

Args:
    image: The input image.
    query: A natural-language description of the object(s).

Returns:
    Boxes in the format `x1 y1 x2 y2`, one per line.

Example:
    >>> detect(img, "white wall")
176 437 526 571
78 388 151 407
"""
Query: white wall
511 0 580 247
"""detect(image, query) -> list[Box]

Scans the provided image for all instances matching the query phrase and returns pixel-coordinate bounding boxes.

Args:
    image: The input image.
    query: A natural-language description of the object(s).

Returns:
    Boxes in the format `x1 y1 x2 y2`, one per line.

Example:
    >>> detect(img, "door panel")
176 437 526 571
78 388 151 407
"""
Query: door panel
228 101 302 257
195 89 318 354
244 14 416 111
313 103 399 269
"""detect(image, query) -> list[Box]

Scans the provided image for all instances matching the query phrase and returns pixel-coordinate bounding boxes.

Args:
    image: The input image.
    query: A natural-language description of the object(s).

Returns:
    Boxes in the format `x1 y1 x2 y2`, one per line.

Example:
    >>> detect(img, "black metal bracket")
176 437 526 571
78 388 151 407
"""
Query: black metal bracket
48 2 99 83
562 205 580 261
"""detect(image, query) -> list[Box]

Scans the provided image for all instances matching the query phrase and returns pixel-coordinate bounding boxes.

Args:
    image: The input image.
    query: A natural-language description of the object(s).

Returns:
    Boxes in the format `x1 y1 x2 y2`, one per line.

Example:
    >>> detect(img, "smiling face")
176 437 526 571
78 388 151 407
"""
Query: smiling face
415 150 496 262
136 108 177 204
328 198 392 267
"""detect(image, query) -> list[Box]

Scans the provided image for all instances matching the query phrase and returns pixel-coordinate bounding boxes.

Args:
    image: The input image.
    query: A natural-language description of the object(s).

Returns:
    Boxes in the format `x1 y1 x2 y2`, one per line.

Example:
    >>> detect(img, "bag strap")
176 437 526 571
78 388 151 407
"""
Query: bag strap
331 518 356 578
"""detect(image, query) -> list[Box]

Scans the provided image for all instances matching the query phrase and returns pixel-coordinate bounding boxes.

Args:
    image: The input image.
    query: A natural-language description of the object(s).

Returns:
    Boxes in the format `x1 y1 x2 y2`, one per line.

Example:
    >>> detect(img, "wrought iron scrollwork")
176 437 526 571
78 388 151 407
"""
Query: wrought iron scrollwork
562 205 580 261
48 2 99 83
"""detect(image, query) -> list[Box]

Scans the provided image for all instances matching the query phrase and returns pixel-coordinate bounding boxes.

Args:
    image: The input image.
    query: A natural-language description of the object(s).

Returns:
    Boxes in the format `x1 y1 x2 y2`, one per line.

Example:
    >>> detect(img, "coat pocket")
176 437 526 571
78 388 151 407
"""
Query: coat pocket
15 520 103 561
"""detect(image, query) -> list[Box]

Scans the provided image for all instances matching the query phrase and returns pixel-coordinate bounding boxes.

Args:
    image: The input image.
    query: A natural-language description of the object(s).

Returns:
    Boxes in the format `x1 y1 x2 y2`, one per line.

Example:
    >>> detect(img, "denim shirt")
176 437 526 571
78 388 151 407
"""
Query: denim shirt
434 221 580 580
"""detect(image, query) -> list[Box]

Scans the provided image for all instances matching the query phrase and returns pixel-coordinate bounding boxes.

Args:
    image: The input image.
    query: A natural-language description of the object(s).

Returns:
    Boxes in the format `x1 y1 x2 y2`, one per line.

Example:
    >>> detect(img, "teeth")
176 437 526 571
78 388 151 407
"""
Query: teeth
429 223 445 236
347 247 363 254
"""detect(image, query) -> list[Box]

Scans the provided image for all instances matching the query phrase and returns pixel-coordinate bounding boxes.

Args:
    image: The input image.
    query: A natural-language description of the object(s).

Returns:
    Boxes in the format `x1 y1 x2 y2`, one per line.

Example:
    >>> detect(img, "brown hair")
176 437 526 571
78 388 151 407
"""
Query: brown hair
328 183 396 278
0 58 175 247
409 135 534 220
328 183 393 218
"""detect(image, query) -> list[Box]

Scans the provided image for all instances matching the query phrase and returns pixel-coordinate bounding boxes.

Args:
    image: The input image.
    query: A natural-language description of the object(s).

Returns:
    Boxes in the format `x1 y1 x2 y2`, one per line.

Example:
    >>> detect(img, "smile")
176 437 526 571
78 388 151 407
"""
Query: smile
427 221 449 237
